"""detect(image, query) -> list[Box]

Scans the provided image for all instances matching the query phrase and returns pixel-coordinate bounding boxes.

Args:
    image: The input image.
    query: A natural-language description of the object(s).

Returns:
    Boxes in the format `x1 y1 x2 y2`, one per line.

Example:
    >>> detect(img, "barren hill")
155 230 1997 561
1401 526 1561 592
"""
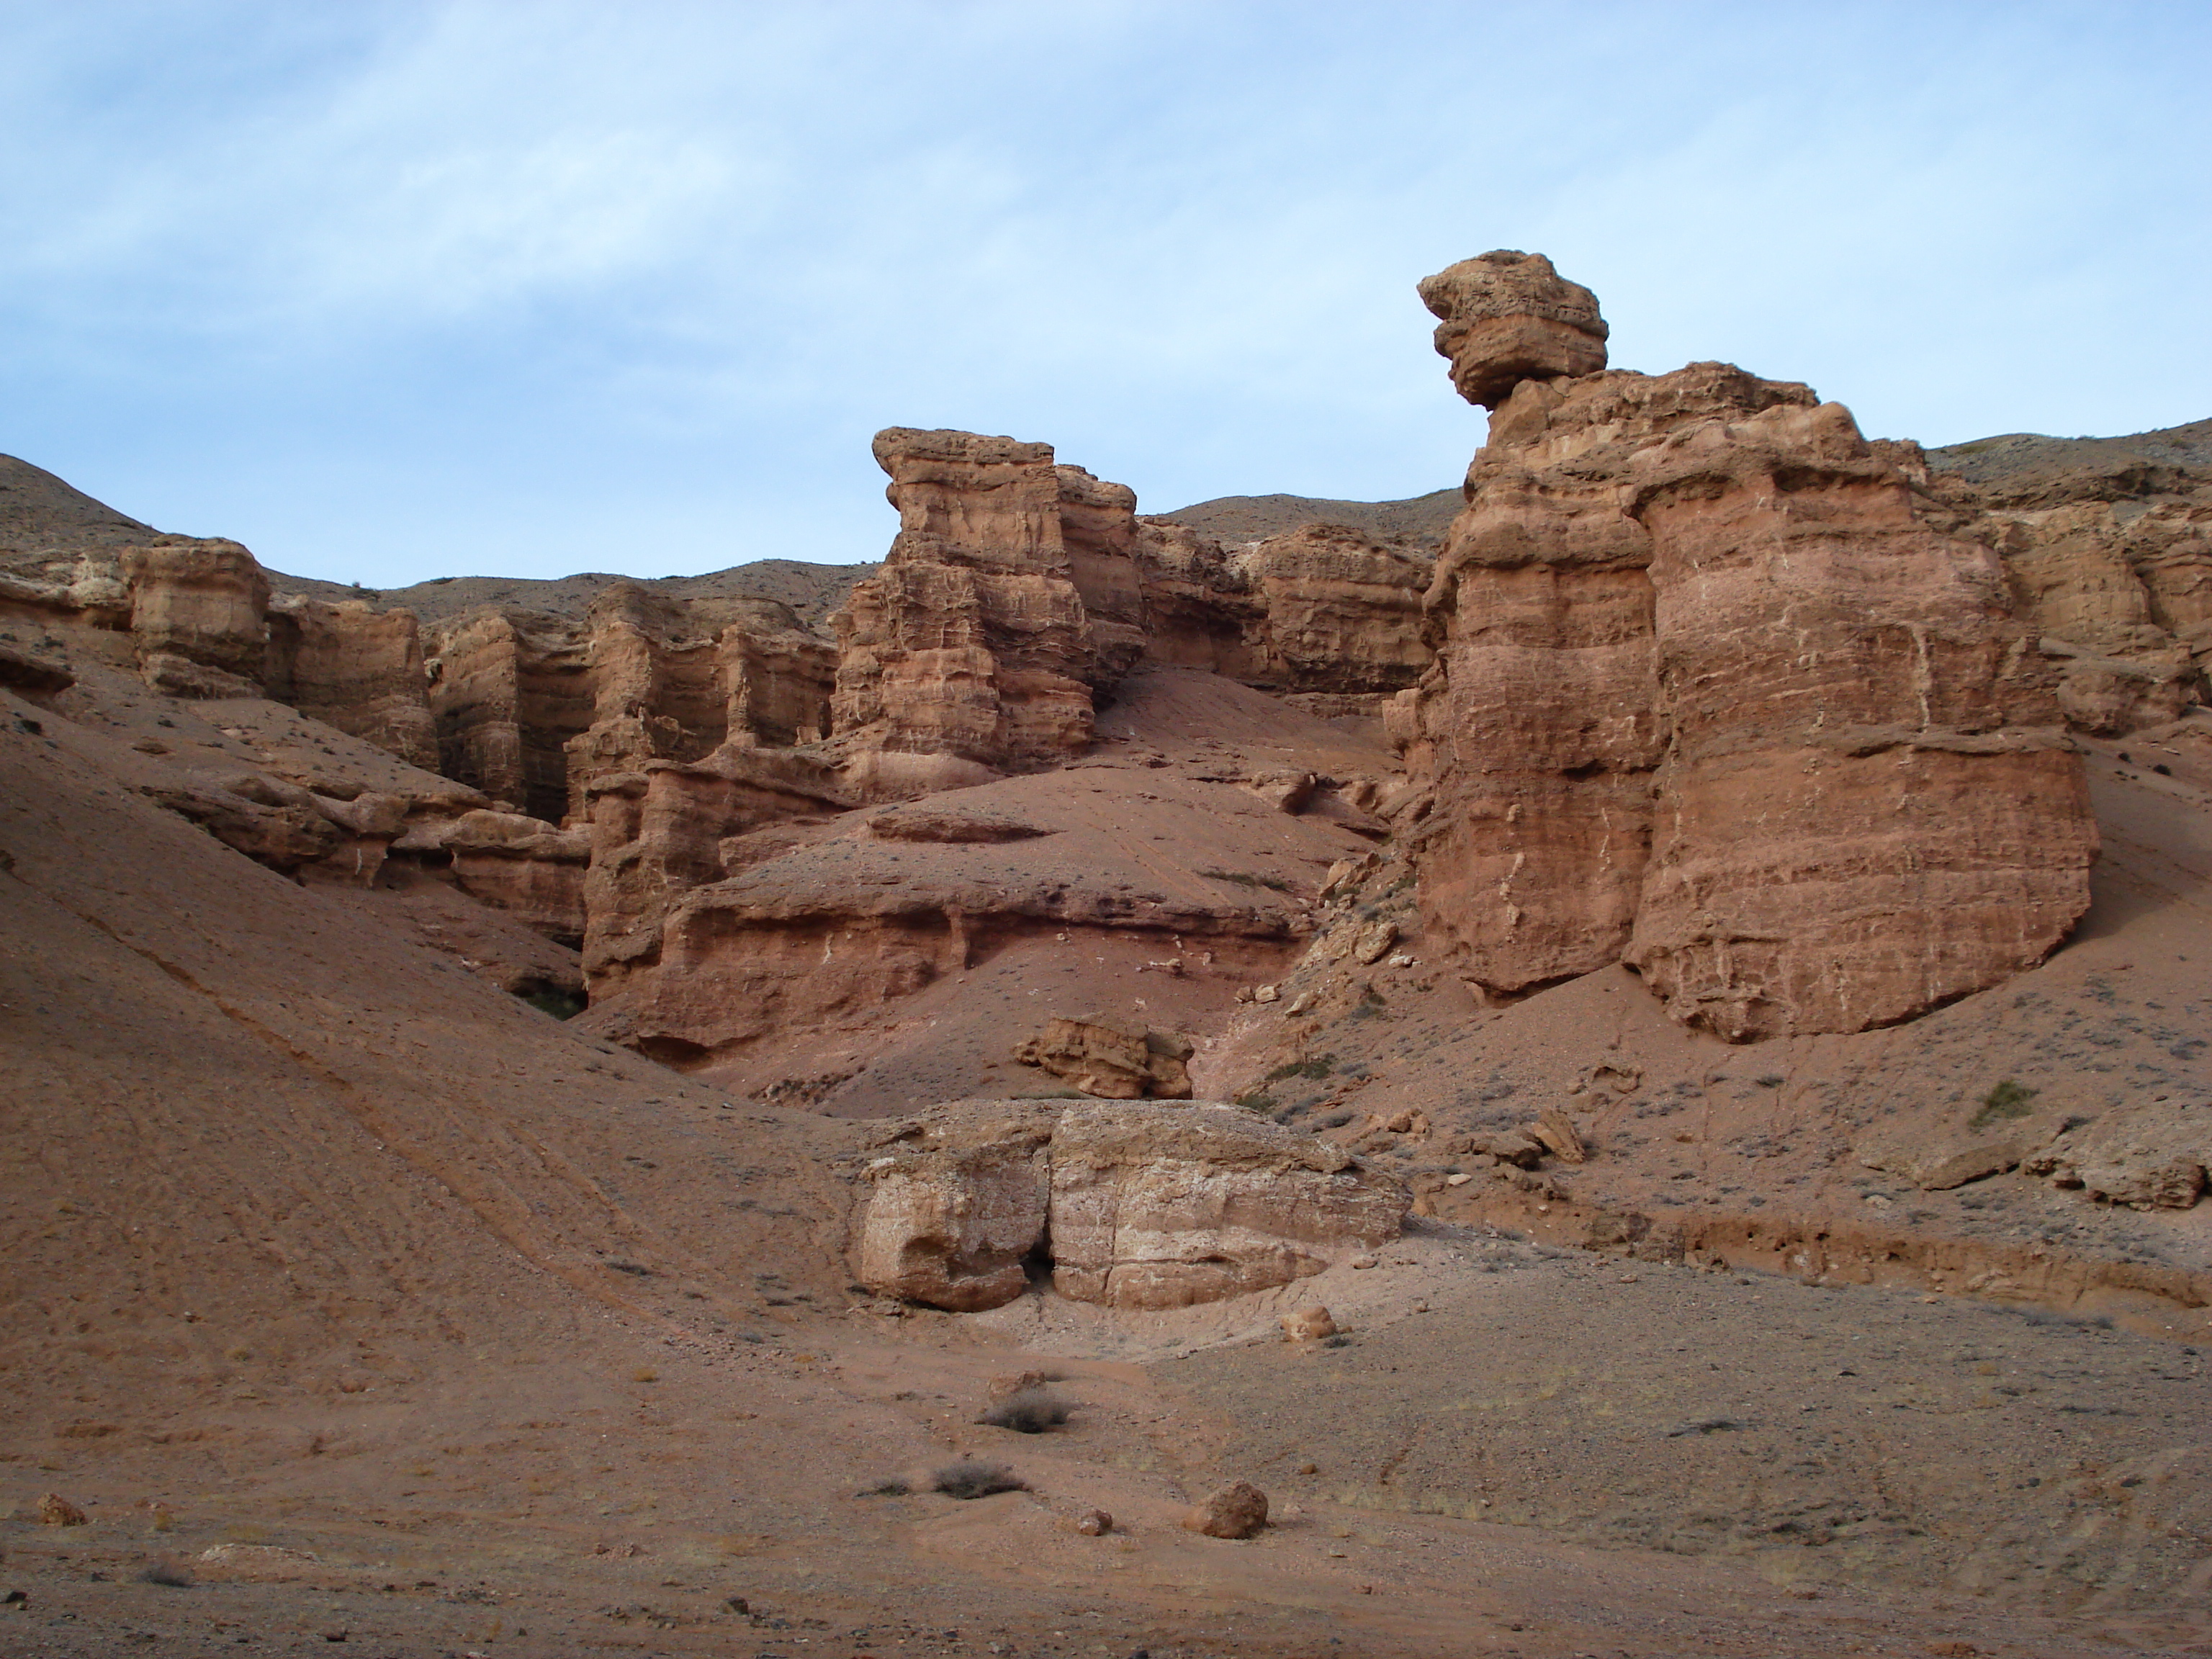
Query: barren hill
264 558 876 631
6 251 2212 1656
1155 485 1463 549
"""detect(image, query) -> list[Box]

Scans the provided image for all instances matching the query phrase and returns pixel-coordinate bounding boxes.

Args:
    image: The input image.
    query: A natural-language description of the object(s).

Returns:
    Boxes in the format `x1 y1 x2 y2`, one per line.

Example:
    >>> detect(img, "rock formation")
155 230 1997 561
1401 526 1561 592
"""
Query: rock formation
850 1099 1407 1313
1396 253 2100 1040
1417 250 1609 409
853 1104 1057 1312
1917 425 2212 734
1047 1102 1407 1309
264 595 440 769
1012 1014 1195 1100
830 429 1105 774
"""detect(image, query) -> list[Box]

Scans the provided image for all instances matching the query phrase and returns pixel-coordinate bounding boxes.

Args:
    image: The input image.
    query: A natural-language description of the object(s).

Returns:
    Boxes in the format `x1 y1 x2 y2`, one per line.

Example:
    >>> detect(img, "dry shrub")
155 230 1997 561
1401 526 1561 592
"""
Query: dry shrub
931 1460 1025 1500
979 1388 1072 1434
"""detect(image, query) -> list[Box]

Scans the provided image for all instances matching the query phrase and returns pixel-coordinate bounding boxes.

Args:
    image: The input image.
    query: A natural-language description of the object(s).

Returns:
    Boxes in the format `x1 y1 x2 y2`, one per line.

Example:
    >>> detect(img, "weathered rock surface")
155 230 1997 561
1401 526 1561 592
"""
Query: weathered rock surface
1398 255 2100 1040
1012 1014 1195 1100
2027 1110 2210 1210
1920 422 2212 735
830 429 1103 773
1417 250 1609 410
1048 1101 1408 1310
1182 1480 1269 1539
264 595 439 769
125 539 272 696
849 1099 1406 1313
853 1104 1057 1312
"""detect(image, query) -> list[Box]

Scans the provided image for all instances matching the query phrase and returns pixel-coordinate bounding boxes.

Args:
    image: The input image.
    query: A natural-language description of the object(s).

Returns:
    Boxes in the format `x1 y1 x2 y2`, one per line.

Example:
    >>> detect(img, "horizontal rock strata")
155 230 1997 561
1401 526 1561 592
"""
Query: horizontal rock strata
1398 256 2100 1040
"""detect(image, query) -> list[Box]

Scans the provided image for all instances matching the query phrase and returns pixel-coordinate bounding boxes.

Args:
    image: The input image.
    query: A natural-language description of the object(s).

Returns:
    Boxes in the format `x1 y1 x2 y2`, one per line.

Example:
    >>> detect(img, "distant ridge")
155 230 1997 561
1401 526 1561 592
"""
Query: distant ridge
1925 416 2212 500
263 560 878 631
1153 487 1462 549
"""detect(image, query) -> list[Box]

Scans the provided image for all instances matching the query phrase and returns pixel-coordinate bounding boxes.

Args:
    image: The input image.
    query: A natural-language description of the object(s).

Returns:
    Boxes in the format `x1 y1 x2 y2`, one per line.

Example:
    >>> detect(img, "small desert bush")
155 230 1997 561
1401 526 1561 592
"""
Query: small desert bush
1971 1079 2038 1131
856 1478 912 1498
931 1460 1026 1500
136 1561 194 1588
979 1388 1071 1434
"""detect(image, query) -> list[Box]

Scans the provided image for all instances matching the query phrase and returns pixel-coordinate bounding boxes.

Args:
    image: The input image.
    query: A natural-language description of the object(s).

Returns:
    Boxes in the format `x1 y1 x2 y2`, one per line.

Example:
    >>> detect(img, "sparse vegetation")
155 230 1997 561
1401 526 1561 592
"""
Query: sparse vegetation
1201 867 1294 892
1264 1053 1336 1084
979 1387 1072 1434
930 1460 1026 1500
856 1478 912 1498
1971 1079 2039 1131
135 1562 194 1588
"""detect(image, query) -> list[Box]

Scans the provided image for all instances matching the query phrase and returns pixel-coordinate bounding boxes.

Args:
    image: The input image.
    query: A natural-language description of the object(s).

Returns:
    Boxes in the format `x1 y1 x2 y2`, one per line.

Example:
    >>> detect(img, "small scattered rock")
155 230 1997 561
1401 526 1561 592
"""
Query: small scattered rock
1445 1172 1474 1187
1529 1108 1588 1165
35 1493 86 1527
1074 1509 1112 1536
1352 921 1398 966
1350 1254 1378 1270
1182 1480 1268 1539
1281 1306 1337 1341
1253 984 1280 1004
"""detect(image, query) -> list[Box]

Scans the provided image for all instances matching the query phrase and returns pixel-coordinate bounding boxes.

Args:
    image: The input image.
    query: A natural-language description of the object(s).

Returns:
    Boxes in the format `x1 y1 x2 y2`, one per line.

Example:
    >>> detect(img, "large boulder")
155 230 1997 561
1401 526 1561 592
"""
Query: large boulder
1048 1102 1408 1310
853 1104 1057 1312
1416 249 1609 410
1013 1014 1194 1100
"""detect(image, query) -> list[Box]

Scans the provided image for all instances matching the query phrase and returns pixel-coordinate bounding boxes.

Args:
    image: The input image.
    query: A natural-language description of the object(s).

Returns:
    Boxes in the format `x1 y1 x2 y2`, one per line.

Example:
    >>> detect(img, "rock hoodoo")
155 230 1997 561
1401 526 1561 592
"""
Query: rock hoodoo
1395 256 2100 1040
1416 250 1609 410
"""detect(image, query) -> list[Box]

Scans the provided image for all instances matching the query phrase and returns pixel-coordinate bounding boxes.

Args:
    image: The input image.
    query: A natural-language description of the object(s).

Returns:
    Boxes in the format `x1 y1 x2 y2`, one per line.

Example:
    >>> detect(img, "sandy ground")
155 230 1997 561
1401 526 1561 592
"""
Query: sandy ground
8 659 2212 1654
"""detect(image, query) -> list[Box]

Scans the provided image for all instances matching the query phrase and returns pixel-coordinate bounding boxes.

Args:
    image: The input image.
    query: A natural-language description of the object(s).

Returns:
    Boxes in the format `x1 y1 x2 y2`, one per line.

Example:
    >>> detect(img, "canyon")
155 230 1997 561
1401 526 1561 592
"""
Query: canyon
4 255 2211 1657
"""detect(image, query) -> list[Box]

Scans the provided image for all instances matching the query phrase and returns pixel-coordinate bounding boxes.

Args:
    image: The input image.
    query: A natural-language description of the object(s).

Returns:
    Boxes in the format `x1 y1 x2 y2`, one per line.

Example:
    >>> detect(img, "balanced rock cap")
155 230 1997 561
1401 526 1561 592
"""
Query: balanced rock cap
1417 250 1608 409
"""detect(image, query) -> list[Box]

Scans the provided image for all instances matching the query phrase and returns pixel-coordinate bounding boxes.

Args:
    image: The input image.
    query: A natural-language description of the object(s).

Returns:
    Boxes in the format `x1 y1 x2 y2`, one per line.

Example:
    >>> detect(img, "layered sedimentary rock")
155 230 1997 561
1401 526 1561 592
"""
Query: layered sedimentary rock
558 584 836 819
1012 1014 1195 1100
580 746 848 990
124 540 272 696
1048 1102 1408 1309
849 1099 1406 1313
1398 253 2099 1040
1417 250 1609 410
423 609 595 821
264 597 439 770
830 430 1103 773
1242 524 1432 692
1915 432 2212 734
853 1104 1057 1311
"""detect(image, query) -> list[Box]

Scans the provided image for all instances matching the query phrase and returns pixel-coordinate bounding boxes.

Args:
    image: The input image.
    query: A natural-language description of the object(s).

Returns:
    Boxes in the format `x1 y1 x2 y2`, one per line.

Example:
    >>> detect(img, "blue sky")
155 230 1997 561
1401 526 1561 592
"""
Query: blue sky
2 1 2206 587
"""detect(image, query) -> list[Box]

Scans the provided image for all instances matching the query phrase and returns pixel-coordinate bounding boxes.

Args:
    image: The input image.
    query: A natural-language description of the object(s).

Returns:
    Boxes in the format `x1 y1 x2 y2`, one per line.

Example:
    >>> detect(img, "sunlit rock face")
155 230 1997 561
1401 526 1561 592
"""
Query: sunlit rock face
1399 258 2098 1040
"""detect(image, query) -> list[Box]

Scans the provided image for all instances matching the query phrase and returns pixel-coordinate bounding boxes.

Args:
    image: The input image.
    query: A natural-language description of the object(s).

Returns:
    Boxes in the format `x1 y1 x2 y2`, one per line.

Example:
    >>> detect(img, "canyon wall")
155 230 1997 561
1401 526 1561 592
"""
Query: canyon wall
1395 251 2100 1040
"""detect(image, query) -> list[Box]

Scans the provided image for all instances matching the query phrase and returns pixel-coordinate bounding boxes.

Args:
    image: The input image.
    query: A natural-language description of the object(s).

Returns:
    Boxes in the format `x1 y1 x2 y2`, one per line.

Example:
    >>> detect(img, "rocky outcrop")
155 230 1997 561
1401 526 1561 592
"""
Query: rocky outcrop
1417 250 1609 409
828 431 1437 779
830 429 1103 774
1012 1015 1194 1099
435 809 591 943
849 1099 1407 1313
1242 525 1430 691
580 747 848 990
423 608 594 821
1917 434 2212 734
1048 1102 1408 1309
853 1104 1057 1312
124 539 272 696
1398 253 2100 1040
264 596 439 769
